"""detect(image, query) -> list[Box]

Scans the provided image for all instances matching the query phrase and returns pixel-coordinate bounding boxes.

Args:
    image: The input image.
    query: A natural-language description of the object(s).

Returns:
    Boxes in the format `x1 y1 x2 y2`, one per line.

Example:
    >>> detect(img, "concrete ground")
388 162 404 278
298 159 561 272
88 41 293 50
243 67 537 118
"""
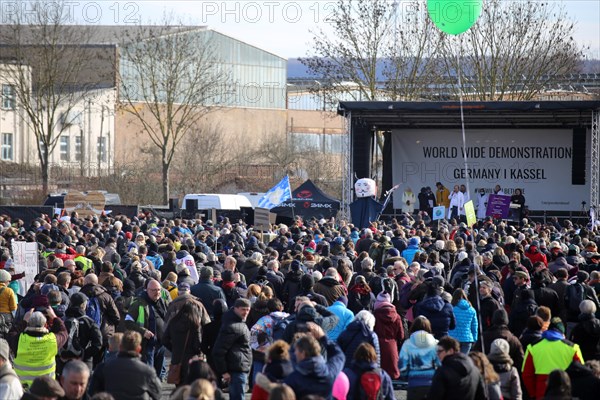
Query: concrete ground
161 382 408 399
159 354 408 399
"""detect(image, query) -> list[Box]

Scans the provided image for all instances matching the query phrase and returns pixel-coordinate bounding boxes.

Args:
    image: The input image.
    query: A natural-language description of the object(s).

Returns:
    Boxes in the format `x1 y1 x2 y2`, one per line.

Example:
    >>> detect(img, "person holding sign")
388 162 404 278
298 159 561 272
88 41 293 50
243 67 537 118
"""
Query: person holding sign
448 185 465 221
510 189 526 222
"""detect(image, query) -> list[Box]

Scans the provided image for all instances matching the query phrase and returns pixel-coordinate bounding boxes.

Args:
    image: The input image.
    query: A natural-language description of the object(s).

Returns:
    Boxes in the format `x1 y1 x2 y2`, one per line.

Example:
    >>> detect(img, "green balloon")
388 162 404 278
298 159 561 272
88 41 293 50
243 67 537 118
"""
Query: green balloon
427 0 483 35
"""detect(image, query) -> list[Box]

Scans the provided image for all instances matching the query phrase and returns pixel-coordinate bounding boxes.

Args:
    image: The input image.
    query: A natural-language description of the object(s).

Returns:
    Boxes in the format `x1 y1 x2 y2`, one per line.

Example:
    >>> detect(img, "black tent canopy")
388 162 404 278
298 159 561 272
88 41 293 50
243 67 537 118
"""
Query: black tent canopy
271 180 340 220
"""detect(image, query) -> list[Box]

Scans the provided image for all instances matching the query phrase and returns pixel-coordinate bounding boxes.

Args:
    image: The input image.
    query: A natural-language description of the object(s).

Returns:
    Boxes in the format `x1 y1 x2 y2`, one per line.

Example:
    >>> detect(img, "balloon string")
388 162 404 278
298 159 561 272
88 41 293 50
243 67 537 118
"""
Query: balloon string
457 37 470 198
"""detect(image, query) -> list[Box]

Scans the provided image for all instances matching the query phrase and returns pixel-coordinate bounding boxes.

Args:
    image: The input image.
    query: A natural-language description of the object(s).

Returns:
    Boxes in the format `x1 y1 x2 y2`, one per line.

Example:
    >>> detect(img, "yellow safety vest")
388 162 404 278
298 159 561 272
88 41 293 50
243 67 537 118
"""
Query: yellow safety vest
74 256 93 273
524 338 584 374
13 332 58 387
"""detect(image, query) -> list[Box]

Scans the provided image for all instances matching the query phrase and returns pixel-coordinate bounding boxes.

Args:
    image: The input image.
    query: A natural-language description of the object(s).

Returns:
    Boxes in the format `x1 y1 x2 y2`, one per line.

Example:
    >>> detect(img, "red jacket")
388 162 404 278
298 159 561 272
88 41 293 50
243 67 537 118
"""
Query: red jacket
374 303 404 379
524 246 548 266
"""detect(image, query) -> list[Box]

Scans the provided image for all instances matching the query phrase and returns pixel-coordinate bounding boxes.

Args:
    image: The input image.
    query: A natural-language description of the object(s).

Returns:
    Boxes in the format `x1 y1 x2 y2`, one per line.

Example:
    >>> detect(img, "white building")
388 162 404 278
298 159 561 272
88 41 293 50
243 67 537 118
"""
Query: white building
0 62 116 174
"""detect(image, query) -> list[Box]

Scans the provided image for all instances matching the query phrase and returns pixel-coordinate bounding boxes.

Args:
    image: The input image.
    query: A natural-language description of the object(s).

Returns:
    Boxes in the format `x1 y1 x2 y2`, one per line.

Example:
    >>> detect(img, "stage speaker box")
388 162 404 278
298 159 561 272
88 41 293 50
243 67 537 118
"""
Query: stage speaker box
572 128 586 185
187 199 198 211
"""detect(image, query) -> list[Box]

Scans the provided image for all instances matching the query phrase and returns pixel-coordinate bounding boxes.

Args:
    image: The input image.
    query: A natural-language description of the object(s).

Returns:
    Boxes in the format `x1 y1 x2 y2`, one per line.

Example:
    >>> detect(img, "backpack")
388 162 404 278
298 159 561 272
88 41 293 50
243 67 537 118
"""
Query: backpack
357 369 383 400
59 317 85 358
86 296 102 327
566 283 585 314
272 316 291 342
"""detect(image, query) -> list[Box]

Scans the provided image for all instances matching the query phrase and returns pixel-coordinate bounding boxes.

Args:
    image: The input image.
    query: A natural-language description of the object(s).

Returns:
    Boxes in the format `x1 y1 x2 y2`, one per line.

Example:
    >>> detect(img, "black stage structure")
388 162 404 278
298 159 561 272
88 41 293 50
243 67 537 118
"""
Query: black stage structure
337 101 600 219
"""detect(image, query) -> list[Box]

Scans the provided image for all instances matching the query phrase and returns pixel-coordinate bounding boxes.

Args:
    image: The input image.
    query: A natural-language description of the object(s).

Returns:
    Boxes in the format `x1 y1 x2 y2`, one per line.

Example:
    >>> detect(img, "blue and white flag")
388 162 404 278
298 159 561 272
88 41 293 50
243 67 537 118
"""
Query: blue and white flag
258 176 292 209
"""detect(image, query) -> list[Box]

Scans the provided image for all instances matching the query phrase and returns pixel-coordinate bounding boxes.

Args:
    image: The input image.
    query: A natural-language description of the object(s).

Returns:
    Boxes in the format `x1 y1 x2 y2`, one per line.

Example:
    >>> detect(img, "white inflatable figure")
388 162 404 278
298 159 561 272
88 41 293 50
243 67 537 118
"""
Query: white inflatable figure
355 178 377 198
402 187 416 214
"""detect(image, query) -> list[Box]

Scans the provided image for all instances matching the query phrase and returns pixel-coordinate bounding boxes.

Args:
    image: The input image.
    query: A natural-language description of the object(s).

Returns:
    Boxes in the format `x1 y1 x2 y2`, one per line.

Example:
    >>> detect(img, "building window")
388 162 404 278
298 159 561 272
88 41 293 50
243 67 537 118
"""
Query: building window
60 136 70 161
1 132 13 160
97 136 106 163
1 85 15 110
75 136 82 161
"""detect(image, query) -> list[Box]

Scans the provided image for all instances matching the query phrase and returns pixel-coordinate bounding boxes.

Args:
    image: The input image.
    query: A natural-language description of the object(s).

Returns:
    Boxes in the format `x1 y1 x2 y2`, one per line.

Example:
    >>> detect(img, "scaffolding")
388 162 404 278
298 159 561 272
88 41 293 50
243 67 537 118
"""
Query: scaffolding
340 111 352 220
592 109 600 208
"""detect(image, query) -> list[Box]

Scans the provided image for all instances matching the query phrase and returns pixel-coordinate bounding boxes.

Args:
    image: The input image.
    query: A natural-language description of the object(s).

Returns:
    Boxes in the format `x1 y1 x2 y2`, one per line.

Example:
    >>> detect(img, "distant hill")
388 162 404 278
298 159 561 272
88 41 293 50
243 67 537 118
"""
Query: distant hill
287 58 600 79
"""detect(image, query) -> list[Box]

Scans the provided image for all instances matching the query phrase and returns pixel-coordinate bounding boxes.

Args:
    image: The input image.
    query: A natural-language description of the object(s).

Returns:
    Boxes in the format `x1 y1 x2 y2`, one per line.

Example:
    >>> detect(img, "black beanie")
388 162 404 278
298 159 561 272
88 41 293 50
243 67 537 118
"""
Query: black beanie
301 274 314 290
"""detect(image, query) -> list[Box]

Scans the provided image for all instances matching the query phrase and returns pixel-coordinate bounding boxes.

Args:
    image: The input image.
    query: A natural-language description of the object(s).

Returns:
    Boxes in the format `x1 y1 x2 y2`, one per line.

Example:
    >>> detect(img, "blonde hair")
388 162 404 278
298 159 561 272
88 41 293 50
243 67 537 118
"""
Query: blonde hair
108 332 124 352
247 284 262 299
469 352 499 384
258 286 274 301
445 240 457 252
188 379 214 400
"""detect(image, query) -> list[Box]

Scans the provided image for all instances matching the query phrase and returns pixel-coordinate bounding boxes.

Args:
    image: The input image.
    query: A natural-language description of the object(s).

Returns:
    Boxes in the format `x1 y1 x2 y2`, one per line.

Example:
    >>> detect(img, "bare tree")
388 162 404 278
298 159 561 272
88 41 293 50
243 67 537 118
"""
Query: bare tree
300 0 393 105
118 17 234 203
0 2 99 194
299 0 443 152
171 122 240 194
439 0 585 100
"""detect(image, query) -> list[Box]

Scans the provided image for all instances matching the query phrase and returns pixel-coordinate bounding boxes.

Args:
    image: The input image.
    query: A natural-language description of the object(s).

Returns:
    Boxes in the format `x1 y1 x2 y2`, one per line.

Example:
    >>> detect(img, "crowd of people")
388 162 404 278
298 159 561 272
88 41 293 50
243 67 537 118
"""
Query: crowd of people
0 206 599 400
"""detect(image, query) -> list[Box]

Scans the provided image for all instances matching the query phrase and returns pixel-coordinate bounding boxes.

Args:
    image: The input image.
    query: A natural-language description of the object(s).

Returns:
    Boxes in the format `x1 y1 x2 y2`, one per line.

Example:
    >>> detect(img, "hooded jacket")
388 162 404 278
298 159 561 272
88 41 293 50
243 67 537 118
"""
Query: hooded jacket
522 329 584 400
282 304 338 344
313 276 347 306
524 246 547 266
570 313 600 361
240 258 261 284
326 301 354 341
449 299 478 343
475 312 524 369
399 330 440 387
62 306 103 365
190 279 226 319
427 352 486 400
79 283 121 340
212 308 252 374
0 362 23 399
343 360 395 400
374 302 404 379
414 295 456 339
337 320 380 368
401 239 420 264
488 350 522 400
284 336 345 400
283 269 303 307
567 361 600 400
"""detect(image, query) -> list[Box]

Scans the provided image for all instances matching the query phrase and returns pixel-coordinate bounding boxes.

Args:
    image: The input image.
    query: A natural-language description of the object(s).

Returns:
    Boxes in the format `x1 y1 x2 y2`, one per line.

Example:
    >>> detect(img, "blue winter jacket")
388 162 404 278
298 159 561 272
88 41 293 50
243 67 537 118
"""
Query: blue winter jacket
399 330 441 387
402 244 420 264
327 301 355 341
414 295 456 339
449 299 478 343
284 337 346 400
337 320 381 367
344 360 395 400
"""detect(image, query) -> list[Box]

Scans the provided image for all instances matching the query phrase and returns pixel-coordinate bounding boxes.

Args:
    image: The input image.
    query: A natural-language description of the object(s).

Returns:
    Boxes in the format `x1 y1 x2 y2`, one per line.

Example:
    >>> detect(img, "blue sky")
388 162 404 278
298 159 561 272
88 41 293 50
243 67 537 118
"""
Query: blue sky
37 0 600 59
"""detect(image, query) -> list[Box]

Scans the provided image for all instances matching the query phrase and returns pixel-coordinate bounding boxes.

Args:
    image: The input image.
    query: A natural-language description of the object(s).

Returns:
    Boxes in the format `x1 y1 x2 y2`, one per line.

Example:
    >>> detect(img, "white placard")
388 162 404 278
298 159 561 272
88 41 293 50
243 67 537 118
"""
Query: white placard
11 241 38 296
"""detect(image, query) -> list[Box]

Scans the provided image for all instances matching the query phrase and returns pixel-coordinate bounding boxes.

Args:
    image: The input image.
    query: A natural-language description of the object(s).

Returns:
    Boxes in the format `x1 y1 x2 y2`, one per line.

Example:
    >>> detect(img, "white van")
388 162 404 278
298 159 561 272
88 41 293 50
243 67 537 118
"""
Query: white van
181 194 252 211
237 192 266 209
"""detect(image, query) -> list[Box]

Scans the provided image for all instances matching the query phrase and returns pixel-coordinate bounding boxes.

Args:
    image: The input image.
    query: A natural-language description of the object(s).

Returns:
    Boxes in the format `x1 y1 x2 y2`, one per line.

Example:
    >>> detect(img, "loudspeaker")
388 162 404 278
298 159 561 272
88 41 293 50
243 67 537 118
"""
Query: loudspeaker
352 120 372 185
169 198 179 210
572 128 586 185
187 199 198 211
